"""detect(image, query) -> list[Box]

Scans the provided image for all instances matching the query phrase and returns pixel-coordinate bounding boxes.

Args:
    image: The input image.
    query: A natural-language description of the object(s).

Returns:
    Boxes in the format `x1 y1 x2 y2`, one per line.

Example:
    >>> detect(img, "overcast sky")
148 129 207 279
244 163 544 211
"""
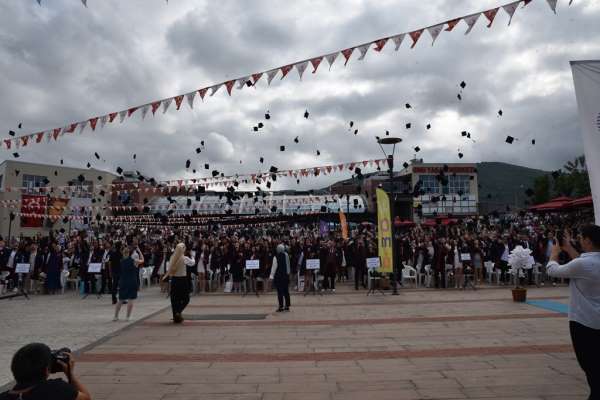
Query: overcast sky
1 0 598 191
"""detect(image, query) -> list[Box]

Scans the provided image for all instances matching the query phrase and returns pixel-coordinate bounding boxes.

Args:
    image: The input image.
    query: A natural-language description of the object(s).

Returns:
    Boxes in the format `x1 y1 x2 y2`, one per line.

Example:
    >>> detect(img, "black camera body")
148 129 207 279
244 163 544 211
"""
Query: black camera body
50 348 71 373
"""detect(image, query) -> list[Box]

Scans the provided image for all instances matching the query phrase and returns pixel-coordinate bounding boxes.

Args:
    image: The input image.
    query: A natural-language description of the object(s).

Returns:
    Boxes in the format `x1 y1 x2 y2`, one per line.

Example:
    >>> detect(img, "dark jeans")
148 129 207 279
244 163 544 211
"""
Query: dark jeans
170 277 190 318
434 269 446 288
111 274 120 304
323 274 335 290
100 269 111 294
570 321 600 399
275 283 290 309
354 267 365 290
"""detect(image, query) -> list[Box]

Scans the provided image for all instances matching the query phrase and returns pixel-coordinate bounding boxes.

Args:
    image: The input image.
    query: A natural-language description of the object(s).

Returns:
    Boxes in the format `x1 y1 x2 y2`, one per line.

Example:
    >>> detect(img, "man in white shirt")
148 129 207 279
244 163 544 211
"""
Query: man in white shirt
547 224 600 400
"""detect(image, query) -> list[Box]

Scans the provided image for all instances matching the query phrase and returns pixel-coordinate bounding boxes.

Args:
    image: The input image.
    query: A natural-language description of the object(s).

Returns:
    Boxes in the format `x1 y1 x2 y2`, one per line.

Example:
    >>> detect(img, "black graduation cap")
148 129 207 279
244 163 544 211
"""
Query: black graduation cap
204 163 209 169
265 112 270 120
186 198 192 207
192 169 196 173
246 80 253 87
60 159 63 165
280 145 285 151
9 130 15 136
42 177 50 185
77 174 85 182
460 81 466 89
402 162 409 168
296 179 300 184
414 146 420 152
233 181 239 187
269 166 278 173
294 136 299 143
212 170 219 177
531 139 536 145
354 129 358 135
320 205 327 212
94 152 100 159
316 150 320 156
461 131 467 137
12 152 19 158
91 198 96 204
258 122 264 128
385 130 390 136
457 94 462 101
253 126 259 132
304 110 309 119
467 133 471 139
196 147 201 154
201 140 205 146
18 123 22 129
525 188 534 197
505 136 514 144
266 181 271 189
185 159 191 169
426 124 431 130
133 154 137 160
498 109 503 116
259 157 264 163
406 123 411 129
405 103 411 109
116 167 123 174
86 162 91 168
458 152 464 159
99 190 106 196
54 170 58 176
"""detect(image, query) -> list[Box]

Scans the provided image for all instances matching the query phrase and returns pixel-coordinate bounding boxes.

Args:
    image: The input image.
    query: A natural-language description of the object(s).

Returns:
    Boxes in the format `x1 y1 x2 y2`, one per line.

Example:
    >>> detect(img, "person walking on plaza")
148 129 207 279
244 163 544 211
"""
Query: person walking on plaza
44 241 62 295
113 246 139 322
270 243 291 312
162 242 189 323
547 225 600 400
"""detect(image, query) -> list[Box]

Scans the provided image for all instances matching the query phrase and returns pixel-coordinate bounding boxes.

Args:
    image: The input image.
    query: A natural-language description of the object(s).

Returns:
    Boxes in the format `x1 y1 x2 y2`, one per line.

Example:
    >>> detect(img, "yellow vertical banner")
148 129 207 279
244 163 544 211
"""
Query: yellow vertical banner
339 210 348 240
376 188 393 273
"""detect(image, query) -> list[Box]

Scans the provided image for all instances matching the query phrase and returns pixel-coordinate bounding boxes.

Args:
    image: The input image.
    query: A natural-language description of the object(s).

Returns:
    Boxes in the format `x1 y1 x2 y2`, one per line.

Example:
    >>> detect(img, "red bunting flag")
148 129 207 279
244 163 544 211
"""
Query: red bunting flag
151 101 161 115
409 29 424 48
21 136 29 146
64 124 76 133
89 117 98 131
108 112 117 123
225 80 235 95
251 73 263 85
484 8 499 28
198 87 209 100
280 65 293 79
310 57 323 73
373 38 388 52
341 48 354 65
127 107 138 117
445 18 461 31
35 132 44 143
174 95 184 109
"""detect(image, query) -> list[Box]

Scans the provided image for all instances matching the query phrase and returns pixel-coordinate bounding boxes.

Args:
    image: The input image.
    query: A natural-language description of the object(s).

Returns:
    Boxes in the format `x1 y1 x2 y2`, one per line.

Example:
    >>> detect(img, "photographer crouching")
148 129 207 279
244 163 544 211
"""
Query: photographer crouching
547 224 600 400
0 343 91 400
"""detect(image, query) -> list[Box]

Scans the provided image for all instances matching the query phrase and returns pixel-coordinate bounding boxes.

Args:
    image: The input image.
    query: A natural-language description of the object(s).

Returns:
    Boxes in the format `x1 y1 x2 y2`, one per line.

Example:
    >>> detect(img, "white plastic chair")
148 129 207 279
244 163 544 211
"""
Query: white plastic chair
484 261 500 285
402 265 418 288
140 268 151 288
532 263 543 286
423 265 432 288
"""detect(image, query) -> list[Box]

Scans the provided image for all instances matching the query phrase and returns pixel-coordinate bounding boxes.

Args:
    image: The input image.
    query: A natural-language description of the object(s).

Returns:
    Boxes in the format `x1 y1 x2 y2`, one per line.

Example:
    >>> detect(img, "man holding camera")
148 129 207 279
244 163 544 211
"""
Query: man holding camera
0 343 91 400
547 224 600 400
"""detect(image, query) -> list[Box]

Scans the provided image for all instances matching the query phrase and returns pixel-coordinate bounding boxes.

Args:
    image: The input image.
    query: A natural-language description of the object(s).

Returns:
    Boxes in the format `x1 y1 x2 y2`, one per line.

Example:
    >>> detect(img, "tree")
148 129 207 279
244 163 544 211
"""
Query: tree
532 175 551 204
551 155 591 198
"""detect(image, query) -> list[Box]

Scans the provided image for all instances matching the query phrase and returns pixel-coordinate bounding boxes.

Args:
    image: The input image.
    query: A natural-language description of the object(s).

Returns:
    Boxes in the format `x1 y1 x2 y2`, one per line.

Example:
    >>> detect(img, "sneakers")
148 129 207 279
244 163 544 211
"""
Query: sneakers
284 307 290 312
112 317 119 322
276 308 284 312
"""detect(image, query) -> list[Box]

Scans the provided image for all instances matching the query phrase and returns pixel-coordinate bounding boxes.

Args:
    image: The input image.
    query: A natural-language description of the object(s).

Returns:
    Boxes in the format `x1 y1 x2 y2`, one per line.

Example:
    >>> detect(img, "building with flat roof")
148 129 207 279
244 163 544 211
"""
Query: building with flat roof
0 160 117 239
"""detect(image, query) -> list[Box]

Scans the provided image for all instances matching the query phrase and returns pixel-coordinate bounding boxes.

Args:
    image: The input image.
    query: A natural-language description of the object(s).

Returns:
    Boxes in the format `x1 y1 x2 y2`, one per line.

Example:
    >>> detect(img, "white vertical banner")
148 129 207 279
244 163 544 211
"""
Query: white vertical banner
571 60 600 224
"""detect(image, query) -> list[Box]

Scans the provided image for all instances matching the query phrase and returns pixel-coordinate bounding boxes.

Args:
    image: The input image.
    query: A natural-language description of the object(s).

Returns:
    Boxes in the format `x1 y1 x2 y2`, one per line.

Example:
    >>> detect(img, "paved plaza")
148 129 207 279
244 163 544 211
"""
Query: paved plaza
0 285 590 399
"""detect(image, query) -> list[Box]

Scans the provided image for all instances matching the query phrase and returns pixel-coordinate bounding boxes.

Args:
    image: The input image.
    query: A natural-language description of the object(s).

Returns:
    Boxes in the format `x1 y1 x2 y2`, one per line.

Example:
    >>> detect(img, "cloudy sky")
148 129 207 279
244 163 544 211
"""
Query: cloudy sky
1 0 599 191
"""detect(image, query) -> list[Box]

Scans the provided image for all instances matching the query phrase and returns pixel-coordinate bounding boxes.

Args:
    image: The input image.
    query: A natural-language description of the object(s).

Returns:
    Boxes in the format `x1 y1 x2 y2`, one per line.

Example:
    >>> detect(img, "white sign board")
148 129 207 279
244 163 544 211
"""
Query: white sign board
245 259 260 270
306 259 320 270
15 263 31 273
366 257 380 269
88 263 102 273
460 253 471 262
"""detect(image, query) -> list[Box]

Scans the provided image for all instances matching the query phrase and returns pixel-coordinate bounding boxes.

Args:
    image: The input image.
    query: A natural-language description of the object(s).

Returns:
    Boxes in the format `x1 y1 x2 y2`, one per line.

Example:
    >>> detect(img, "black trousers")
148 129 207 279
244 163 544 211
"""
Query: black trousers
570 321 600 399
354 267 365 290
111 274 120 303
100 269 111 294
275 282 290 309
323 273 335 290
170 277 190 318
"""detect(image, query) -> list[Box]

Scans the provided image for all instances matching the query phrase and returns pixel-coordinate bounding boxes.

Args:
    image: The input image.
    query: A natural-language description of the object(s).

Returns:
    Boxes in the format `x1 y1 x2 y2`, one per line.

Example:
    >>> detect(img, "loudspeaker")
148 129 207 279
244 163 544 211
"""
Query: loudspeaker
393 195 413 220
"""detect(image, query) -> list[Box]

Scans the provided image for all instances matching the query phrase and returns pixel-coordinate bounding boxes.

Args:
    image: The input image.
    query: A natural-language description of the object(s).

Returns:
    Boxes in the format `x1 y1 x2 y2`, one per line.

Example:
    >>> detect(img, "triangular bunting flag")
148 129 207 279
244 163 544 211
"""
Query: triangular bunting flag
373 38 388 52
266 69 278 85
108 112 117 123
325 52 339 69
210 83 222 96
81 0 87 6
174 95 184 110
127 107 138 117
186 91 196 109
502 2 520 25
310 57 323 73
295 61 308 79
198 87 208 100
409 29 424 48
140 104 150 119
484 8 499 28
357 44 370 60
119 110 127 123
392 33 405 50
100 115 108 129
21 136 29 146
151 101 161 115
89 117 98 131
251 73 263 85
341 48 354 65
546 0 558 13
225 80 235 95
463 13 481 35
427 24 444 45
35 132 44 143
280 65 293 79
78 120 88 134
162 98 173 113
445 18 461 31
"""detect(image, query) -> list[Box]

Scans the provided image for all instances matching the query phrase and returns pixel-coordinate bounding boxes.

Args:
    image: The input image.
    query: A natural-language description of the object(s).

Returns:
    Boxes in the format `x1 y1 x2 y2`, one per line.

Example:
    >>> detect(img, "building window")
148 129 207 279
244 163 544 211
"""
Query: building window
419 175 440 194
418 174 471 195
22 174 48 193
448 175 471 195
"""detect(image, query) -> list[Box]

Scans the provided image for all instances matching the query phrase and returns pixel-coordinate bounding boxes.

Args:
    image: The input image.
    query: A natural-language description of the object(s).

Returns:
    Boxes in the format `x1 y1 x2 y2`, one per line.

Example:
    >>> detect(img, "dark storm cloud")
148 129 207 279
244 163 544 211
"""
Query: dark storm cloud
0 0 599 191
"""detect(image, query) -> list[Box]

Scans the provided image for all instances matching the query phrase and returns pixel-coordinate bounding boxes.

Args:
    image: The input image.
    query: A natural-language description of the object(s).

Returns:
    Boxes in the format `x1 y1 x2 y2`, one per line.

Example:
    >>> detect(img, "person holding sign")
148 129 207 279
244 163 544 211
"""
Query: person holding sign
269 244 291 312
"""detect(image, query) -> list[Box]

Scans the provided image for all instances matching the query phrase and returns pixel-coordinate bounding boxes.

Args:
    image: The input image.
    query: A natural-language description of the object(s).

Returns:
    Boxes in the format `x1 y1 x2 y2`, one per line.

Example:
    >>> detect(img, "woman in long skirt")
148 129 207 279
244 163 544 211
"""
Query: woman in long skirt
44 241 62 294
162 243 189 324
114 247 138 321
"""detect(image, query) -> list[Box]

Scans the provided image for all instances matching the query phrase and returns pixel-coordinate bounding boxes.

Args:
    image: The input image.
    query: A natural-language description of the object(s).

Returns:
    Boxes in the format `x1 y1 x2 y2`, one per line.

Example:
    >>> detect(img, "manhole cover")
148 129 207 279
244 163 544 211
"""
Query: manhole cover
184 314 268 321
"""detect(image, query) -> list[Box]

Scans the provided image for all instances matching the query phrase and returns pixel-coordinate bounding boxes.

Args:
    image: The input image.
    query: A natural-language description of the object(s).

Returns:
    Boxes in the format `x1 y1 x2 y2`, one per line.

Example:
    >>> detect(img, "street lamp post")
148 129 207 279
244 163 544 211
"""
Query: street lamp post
377 137 402 295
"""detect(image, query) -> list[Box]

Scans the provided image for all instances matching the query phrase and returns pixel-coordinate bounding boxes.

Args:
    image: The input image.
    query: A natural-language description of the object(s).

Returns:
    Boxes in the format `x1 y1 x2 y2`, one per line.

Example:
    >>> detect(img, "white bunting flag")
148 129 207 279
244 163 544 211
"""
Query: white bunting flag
357 44 370 60
391 33 405 50
546 0 558 14
118 110 127 123
209 83 222 96
99 115 108 129
186 91 196 109
236 77 249 89
325 52 339 70
463 13 481 35
78 120 88 134
81 0 87 6
266 69 279 85
295 61 309 79
162 98 173 114
427 23 445 45
502 2 520 25
140 104 150 119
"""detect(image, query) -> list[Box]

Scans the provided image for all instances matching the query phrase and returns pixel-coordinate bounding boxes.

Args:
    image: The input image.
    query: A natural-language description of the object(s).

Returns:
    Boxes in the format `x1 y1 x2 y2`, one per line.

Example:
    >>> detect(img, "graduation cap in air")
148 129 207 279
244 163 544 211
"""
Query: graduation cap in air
265 111 271 120
196 147 201 154
212 170 219 177
9 130 15 136
405 123 411 129
320 205 327 212
18 123 22 129
42 177 50 185
354 129 358 135
53 170 58 176
133 154 137 160
269 166 278 173
201 140 205 146
185 159 191 169
294 136 299 143
12 152 19 158
94 152 100 159
304 110 309 119
405 103 412 109
253 126 259 132
280 145 285 151
266 181 272 189
505 136 515 144
498 109 503 117
385 130 390 136
271 205 277 212
414 146 420 153
99 190 106 196
403 162 409 169
460 81 466 89
116 167 123 174
426 124 431 130
186 198 192 207
258 122 264 129
316 150 320 156
296 179 300 184
461 131 467 137
192 169 196 173
60 159 63 165
458 152 464 159
204 163 209 170
86 162 91 168
259 157 264 164
457 94 462 101
77 174 85 183
531 139 536 145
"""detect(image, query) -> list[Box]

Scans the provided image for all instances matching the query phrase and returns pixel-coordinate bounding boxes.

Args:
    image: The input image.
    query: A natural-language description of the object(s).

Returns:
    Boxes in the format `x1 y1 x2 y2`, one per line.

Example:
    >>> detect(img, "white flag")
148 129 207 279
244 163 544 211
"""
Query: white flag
463 13 481 35
502 2 520 25
427 24 444 45
325 52 339 69
295 61 309 79
357 44 370 60
78 120 88 134
236 77 249 89
546 0 558 14
391 33 405 51
118 110 127 123
162 98 173 114
100 115 108 129
186 91 196 109
266 69 279 85
571 60 600 224
209 83 222 96
140 104 150 119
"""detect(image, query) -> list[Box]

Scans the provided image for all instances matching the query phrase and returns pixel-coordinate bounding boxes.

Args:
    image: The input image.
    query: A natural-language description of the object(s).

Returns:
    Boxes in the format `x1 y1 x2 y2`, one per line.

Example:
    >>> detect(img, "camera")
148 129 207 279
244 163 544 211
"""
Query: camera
49 348 71 373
